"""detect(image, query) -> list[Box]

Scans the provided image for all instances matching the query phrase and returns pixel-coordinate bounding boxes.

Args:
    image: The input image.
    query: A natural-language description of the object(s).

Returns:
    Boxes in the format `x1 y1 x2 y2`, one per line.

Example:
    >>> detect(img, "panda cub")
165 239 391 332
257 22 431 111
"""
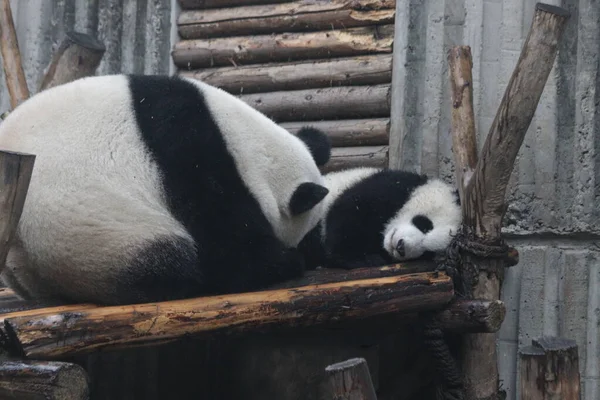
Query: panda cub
0 74 332 306
298 167 462 270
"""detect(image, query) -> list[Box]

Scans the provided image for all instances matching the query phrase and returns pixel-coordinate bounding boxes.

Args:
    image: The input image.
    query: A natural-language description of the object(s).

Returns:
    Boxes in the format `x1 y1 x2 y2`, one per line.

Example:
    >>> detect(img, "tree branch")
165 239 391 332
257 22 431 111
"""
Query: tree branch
0 0 30 109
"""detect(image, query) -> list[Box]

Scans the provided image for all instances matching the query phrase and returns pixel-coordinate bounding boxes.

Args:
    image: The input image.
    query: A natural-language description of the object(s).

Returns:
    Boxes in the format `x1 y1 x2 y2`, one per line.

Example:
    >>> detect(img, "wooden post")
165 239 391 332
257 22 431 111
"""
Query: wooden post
519 337 581 400
0 360 89 400
325 357 378 400
0 151 36 274
0 0 30 109
38 31 106 92
447 3 571 399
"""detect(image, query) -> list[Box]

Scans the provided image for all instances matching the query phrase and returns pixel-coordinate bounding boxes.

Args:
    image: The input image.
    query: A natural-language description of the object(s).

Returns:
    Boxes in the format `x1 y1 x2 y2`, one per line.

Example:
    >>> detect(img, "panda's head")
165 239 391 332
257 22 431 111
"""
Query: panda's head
382 178 461 261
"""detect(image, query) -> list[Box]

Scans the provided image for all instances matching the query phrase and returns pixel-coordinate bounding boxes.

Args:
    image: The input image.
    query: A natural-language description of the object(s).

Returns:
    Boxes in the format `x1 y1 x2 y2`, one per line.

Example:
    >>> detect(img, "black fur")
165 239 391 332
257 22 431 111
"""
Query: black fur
295 126 331 166
299 169 432 270
289 182 329 216
121 75 310 302
412 215 433 234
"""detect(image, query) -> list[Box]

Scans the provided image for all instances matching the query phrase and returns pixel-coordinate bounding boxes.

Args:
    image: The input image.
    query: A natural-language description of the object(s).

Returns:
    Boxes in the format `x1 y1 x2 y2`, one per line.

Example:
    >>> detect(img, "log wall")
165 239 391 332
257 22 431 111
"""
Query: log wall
174 0 396 172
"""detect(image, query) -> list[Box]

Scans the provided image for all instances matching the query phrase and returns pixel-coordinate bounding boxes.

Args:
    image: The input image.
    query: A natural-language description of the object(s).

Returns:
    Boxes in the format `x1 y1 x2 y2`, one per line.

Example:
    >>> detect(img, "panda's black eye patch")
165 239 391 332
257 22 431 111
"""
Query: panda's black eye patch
412 215 433 234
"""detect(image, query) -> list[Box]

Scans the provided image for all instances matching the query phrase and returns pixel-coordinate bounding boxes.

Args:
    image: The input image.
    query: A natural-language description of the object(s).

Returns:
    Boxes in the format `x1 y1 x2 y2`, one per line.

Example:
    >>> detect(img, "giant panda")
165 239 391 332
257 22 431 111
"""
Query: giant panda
298 167 462 270
0 74 333 306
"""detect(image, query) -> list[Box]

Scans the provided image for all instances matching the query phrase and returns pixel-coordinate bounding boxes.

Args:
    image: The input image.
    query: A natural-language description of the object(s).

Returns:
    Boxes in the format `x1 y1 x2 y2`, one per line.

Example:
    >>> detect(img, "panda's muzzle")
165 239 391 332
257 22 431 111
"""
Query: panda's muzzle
395 239 405 257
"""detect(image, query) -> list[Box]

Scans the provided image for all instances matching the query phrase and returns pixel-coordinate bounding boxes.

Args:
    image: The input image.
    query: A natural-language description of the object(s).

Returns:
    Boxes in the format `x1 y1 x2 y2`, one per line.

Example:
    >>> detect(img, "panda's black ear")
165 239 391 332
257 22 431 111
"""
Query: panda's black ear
453 189 461 206
289 182 329 216
295 126 331 166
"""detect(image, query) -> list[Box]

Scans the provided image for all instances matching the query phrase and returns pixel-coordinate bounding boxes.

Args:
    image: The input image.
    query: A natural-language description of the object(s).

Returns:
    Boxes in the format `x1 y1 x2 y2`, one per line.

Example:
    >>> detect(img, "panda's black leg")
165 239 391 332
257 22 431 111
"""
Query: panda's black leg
326 252 391 270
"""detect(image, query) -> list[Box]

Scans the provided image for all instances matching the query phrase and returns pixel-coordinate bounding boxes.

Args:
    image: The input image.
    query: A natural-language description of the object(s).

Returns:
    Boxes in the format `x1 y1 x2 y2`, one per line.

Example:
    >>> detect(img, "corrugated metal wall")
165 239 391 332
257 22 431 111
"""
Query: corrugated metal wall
388 1 599 399
0 0 174 113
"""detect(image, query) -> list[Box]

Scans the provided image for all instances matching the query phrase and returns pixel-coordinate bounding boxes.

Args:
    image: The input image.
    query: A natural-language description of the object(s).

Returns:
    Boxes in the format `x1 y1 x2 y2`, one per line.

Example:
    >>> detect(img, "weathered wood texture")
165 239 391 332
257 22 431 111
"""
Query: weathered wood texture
0 0 29 109
447 4 571 400
0 151 36 275
448 46 478 203
321 146 389 173
281 119 390 147
178 0 293 10
178 0 395 39
325 358 378 400
1 272 453 359
38 31 106 92
240 84 391 122
519 337 581 400
172 24 394 69
435 299 505 334
0 360 89 400
180 54 393 95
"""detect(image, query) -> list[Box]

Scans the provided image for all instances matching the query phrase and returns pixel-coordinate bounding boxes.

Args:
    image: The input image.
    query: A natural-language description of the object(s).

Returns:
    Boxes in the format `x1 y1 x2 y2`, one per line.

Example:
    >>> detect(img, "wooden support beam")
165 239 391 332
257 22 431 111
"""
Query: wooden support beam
1 271 453 359
0 360 89 400
447 4 571 400
0 0 30 109
180 54 393 95
172 24 394 69
240 84 391 122
434 299 505 334
519 336 581 400
178 0 293 10
178 0 395 39
321 146 389 173
325 358 378 400
38 31 106 92
0 151 36 275
281 118 390 147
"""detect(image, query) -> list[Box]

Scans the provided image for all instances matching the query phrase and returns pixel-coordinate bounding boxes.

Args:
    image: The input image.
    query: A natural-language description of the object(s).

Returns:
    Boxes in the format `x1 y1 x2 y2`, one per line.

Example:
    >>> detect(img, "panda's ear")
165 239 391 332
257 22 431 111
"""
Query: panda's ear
453 189 461 206
295 126 331 166
289 182 329 216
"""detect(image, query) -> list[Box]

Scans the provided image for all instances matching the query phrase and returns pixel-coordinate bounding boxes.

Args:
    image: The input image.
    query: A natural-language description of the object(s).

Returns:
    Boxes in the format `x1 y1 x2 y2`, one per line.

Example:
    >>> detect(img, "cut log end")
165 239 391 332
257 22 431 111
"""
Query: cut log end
325 357 378 400
535 2 571 17
325 357 366 373
532 336 578 352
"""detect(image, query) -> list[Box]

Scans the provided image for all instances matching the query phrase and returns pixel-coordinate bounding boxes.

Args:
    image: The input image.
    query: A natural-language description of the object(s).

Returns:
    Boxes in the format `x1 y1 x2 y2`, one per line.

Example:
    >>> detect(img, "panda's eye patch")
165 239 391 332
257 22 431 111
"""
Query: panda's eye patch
412 215 433 234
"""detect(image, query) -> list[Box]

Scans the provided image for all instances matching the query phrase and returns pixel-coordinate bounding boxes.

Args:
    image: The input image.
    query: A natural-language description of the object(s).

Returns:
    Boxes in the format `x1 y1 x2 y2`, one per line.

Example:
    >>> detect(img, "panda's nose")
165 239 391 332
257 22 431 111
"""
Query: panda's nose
396 239 405 257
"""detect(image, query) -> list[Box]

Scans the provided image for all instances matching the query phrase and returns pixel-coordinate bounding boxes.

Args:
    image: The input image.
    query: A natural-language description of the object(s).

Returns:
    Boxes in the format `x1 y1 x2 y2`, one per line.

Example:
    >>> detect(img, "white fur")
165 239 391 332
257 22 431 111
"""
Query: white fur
0 75 326 299
382 178 462 260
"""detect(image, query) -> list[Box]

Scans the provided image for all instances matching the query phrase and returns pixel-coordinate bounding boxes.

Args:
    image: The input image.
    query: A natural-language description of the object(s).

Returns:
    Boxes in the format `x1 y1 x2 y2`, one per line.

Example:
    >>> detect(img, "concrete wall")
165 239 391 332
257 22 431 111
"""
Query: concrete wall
0 0 174 112
391 0 599 399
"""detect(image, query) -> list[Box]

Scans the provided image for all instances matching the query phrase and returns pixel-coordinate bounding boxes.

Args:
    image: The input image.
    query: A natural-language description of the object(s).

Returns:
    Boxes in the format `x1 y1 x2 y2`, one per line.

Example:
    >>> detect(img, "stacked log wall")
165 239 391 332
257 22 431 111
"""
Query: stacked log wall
174 0 397 173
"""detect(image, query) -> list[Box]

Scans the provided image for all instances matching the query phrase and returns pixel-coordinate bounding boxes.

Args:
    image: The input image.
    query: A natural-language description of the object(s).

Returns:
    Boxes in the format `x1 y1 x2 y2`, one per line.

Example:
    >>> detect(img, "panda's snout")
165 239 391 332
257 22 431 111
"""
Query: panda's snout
395 239 405 257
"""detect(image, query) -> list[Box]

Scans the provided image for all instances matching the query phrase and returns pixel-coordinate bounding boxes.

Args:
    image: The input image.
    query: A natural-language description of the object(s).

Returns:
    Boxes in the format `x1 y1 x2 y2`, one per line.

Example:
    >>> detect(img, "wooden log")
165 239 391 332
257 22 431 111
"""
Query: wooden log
434 299 505 334
325 357 378 400
180 54 393 95
0 360 89 400
321 146 389 173
281 119 390 147
448 4 571 400
0 151 36 275
240 84 391 122
519 336 581 400
178 0 395 39
0 0 30 109
2 271 453 359
38 31 106 92
172 24 394 69
178 0 293 10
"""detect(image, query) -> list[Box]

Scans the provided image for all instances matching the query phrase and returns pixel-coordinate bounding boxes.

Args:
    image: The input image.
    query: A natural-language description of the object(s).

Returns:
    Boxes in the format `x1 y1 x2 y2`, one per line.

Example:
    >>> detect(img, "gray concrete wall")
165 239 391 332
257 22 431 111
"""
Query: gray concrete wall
391 0 599 399
0 0 174 113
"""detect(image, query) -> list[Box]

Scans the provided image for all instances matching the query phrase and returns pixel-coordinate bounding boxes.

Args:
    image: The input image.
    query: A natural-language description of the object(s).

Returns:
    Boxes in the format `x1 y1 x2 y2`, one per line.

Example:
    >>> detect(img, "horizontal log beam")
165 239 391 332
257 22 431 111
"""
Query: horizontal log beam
321 146 389 173
434 299 505 333
172 24 394 69
281 118 389 147
180 54 393 95
240 84 391 122
178 0 395 39
2 271 453 359
0 360 89 400
178 0 293 10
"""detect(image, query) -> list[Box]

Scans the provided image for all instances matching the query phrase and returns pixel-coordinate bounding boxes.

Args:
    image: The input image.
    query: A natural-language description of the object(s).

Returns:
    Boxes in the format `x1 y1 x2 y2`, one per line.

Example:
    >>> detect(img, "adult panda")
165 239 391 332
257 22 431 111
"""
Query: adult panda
0 74 332 306
298 166 462 270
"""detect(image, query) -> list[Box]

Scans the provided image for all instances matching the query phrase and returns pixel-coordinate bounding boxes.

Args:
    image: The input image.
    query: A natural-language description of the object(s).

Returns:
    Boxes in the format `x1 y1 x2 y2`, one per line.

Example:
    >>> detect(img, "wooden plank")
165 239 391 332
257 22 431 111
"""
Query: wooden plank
178 0 395 39
2 271 453 359
180 54 393 94
321 145 388 173
172 24 394 69
239 84 391 122
281 118 390 147
178 0 293 11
